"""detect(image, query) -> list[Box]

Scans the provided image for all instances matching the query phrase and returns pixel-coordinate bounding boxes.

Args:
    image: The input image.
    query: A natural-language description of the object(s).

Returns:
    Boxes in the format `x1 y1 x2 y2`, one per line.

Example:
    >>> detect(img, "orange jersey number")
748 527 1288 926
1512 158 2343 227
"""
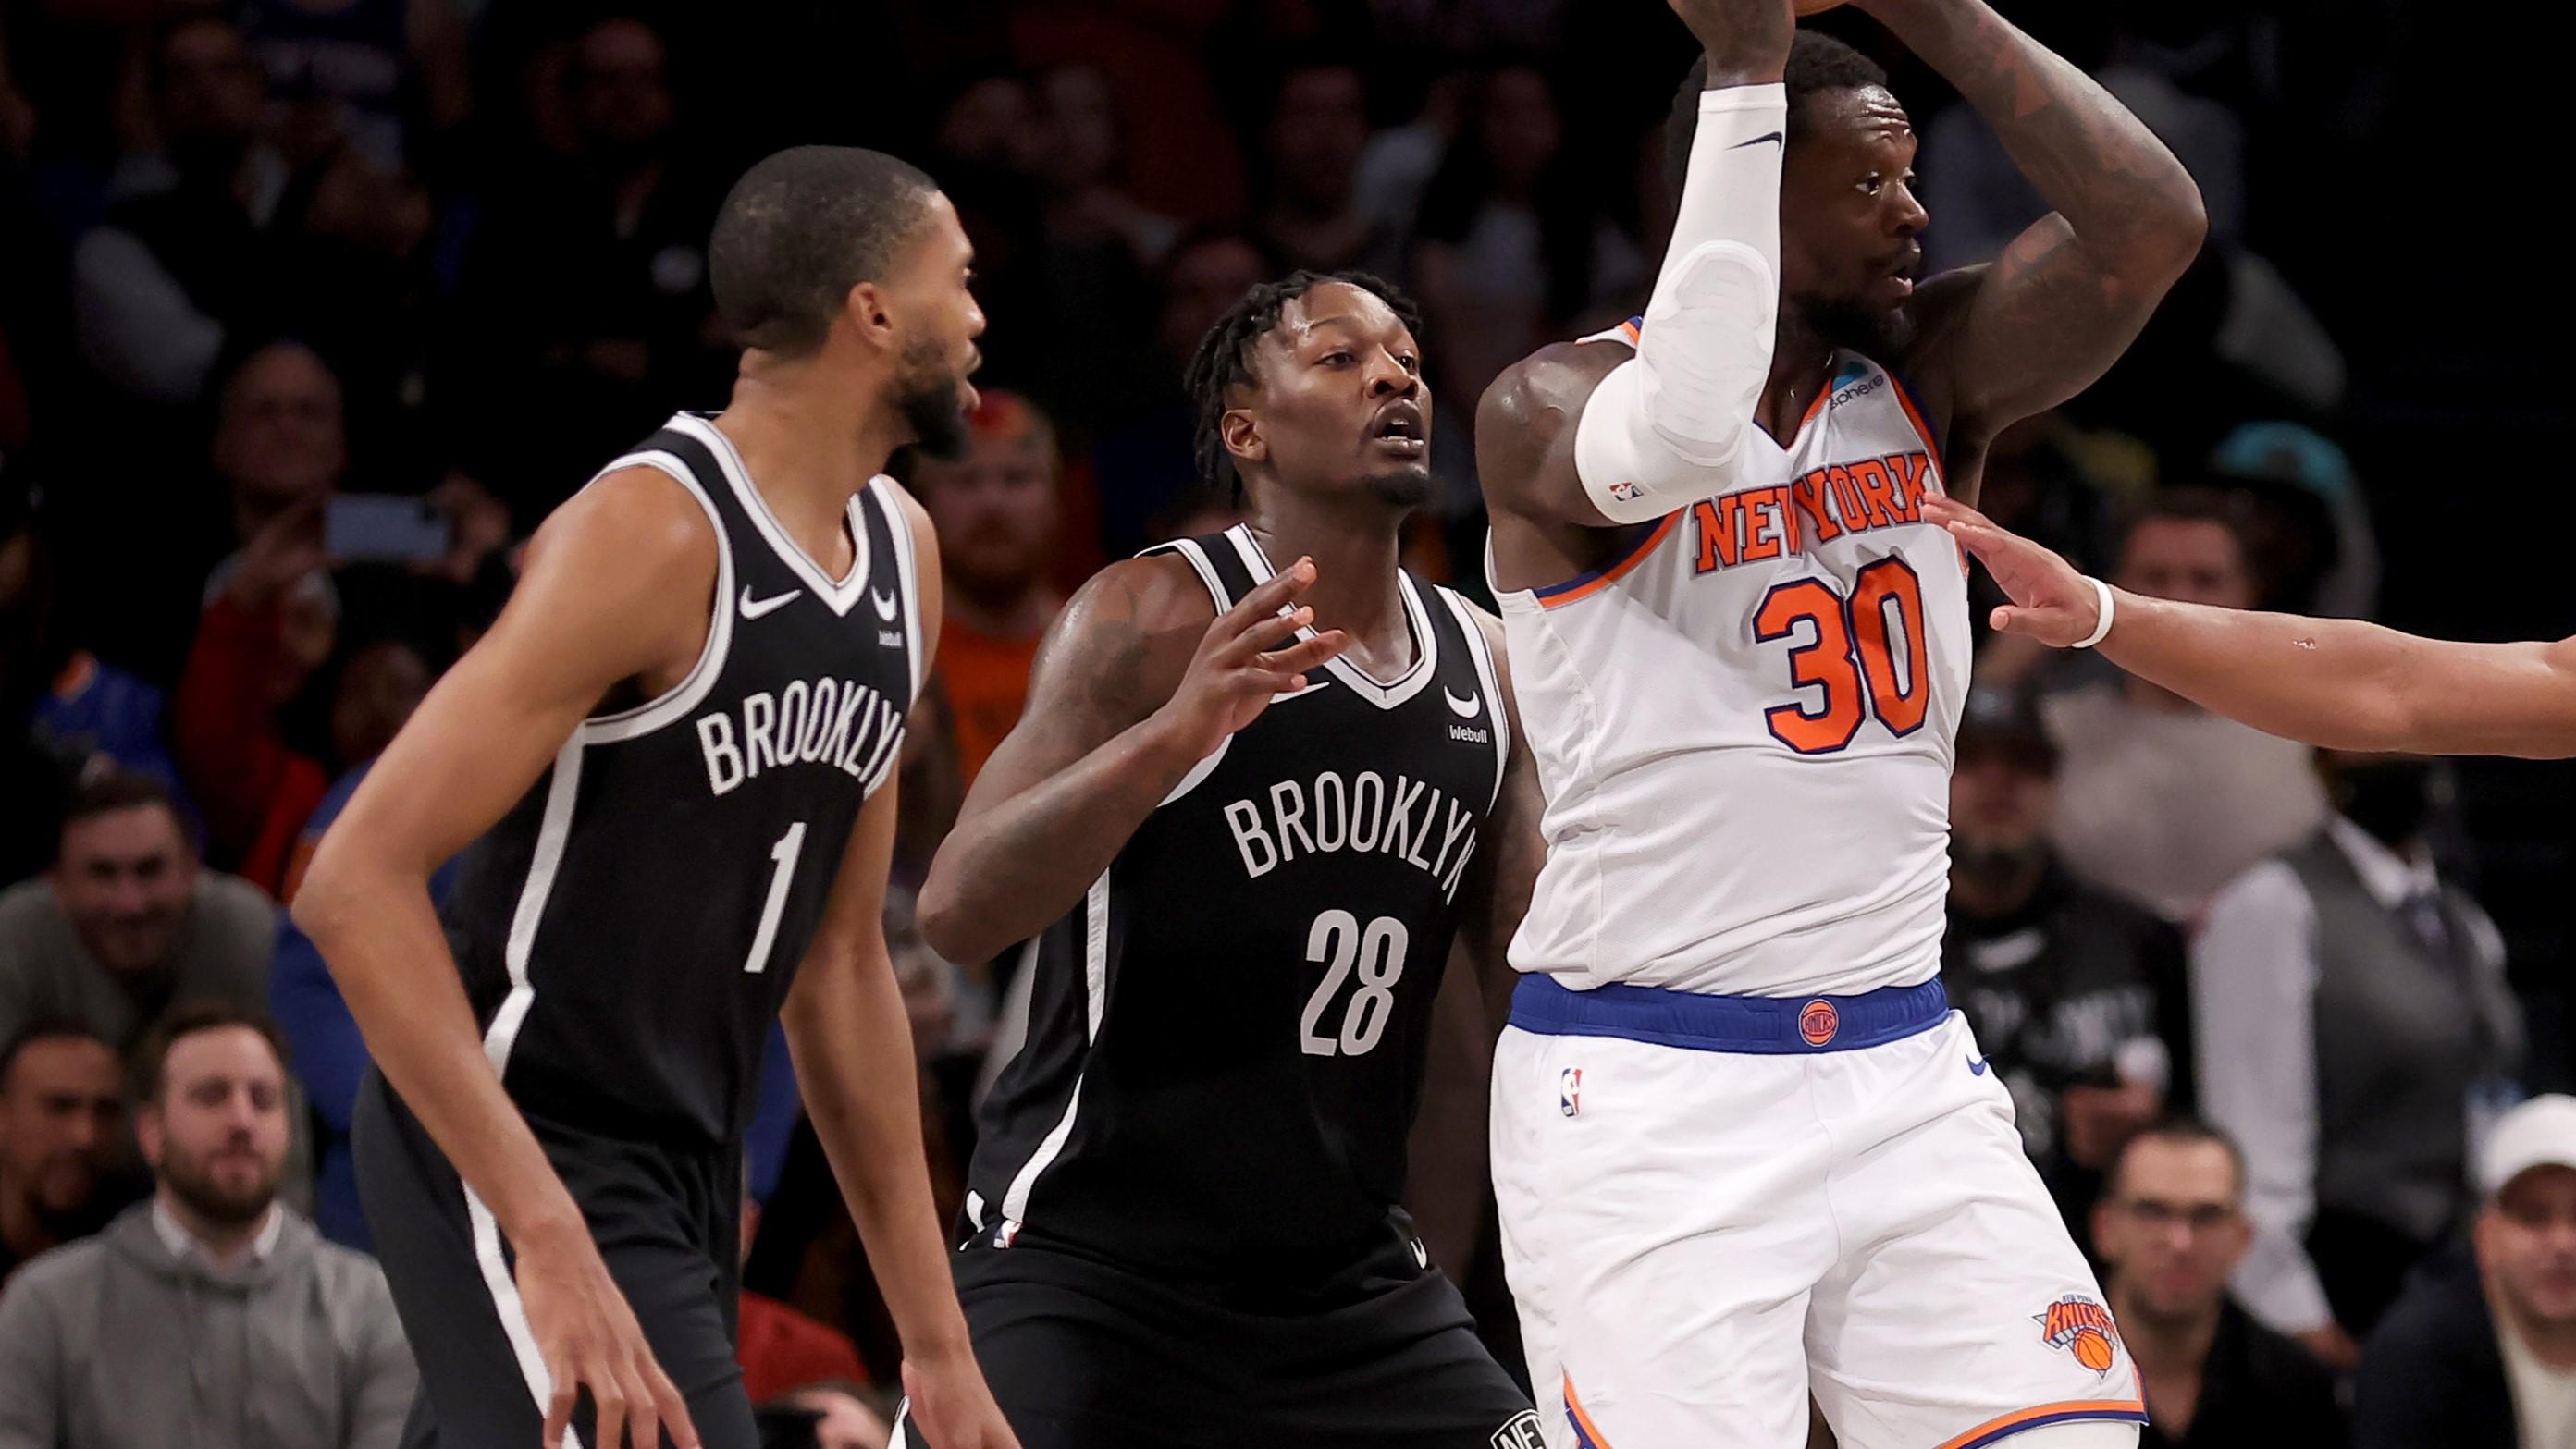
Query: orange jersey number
1753 559 1929 755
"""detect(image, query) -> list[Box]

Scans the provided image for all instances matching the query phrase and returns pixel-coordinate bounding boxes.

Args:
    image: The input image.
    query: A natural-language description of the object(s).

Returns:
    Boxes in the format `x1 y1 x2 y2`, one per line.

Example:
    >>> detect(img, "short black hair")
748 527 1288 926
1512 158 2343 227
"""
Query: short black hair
2110 1115 2249 1200
132 1001 290 1107
0 1019 116 1095
1183 270 1423 501
1665 32 1891 203
709 145 941 358
64 770 180 831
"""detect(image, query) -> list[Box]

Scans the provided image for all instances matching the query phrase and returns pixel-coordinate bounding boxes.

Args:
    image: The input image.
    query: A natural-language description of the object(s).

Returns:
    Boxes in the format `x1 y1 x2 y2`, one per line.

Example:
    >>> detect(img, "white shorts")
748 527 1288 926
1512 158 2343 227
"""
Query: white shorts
1491 976 2146 1449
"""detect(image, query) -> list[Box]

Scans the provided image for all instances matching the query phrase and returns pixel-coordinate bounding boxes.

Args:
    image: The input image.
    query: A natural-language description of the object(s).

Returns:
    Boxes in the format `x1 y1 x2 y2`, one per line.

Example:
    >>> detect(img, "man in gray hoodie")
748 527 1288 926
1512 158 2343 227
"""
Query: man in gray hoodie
0 1001 413 1448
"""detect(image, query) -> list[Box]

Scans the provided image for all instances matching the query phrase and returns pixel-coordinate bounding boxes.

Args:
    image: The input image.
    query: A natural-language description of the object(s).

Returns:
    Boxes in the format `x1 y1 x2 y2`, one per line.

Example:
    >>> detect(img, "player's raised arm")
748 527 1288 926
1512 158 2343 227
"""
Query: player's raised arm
291 468 714 1449
775 491 1016 1449
1476 0 1796 533
1865 0 2205 439
1932 496 2576 759
915 554 1347 965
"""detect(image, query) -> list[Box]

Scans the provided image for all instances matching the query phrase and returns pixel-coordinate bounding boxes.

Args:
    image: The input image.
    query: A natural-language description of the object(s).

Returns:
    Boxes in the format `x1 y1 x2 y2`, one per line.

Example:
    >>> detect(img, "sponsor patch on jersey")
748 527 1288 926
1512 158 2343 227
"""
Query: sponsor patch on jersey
2037 1294 2121 1374
1559 1066 1582 1117
1491 1410 1547 1449
1798 1000 1840 1046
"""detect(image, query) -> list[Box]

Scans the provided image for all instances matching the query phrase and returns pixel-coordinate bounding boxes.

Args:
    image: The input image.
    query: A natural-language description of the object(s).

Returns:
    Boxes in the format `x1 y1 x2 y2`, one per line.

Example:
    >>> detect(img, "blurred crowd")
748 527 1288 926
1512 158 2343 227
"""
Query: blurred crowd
0 1 2569 1447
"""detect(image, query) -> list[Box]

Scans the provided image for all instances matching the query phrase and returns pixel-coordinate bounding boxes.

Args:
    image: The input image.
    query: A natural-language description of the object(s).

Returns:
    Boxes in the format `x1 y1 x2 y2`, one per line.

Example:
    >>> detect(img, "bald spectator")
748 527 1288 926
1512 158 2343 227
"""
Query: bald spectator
2043 490 2327 924
0 773 273 1055
0 1025 134 1283
2359 1095 2576 1449
0 1003 412 1449
2095 1121 2343 1448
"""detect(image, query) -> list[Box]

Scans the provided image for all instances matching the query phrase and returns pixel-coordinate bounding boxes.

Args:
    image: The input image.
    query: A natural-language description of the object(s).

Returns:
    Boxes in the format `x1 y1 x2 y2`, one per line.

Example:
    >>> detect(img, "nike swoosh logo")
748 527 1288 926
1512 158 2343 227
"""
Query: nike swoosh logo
872 588 900 622
739 586 800 619
1967 1054 1991 1076
1444 687 1481 719
1732 130 1784 151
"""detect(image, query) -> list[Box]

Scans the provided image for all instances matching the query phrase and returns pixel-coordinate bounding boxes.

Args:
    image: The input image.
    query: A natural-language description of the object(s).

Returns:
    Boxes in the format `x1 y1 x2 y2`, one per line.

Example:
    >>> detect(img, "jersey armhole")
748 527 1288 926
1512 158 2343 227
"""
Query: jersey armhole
1436 587 1511 810
869 476 929 701
1135 538 1233 806
579 452 734 743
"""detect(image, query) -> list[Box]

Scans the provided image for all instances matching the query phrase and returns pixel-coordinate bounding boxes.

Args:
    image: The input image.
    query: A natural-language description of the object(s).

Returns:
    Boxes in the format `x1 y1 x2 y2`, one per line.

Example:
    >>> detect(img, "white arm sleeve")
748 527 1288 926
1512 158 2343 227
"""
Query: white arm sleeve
1574 83 1785 524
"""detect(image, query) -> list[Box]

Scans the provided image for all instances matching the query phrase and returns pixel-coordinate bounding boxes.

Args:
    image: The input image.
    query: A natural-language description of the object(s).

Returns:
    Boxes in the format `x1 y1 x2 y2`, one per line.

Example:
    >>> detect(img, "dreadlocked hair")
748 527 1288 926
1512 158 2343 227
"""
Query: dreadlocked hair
1184 270 1424 501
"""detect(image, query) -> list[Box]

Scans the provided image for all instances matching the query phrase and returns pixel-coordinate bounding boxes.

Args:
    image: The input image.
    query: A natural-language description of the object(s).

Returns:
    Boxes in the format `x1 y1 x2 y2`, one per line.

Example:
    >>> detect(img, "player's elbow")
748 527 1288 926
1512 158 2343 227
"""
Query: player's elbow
913 867 983 965
2127 180 2209 288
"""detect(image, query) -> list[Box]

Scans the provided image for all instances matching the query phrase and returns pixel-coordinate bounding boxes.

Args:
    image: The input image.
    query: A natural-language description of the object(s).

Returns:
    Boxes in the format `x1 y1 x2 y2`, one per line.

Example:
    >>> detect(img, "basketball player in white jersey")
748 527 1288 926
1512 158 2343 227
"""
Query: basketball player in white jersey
1473 0 2207 1444
1926 493 2576 759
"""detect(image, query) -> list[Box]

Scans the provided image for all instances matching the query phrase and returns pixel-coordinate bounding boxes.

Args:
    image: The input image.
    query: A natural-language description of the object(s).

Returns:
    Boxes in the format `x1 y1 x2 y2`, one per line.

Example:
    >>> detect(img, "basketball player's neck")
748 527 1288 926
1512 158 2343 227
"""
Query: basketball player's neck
1244 492 1411 672
1758 311 1839 445
713 363 908 566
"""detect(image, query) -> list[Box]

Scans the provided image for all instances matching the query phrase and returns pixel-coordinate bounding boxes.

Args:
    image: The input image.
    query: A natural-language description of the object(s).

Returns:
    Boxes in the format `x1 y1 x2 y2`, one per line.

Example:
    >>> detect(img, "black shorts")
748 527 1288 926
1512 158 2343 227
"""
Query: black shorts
352 1071 757 1449
915 1237 1541 1449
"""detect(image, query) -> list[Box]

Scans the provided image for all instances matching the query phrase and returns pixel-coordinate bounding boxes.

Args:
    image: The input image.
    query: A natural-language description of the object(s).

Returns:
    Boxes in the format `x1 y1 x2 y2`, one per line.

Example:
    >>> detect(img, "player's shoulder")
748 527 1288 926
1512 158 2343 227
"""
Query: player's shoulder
1023 552 1218 703
1479 338 1630 432
538 460 722 581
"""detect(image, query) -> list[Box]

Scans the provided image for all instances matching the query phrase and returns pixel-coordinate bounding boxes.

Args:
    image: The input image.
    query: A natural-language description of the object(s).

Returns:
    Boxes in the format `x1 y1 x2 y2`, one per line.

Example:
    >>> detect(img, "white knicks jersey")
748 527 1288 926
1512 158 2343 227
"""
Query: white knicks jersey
1494 325 1972 998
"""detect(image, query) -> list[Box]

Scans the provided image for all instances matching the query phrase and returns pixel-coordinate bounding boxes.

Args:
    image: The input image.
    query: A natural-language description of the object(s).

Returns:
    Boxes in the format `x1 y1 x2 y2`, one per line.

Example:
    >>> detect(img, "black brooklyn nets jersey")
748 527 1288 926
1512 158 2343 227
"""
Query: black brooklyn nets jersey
438 412 921 1149
968 524 1509 1283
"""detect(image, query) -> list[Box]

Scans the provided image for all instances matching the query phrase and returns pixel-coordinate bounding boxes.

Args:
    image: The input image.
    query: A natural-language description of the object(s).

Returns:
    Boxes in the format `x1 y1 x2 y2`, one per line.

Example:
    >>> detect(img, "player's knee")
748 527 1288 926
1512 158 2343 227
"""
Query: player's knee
1988 1420 2142 1448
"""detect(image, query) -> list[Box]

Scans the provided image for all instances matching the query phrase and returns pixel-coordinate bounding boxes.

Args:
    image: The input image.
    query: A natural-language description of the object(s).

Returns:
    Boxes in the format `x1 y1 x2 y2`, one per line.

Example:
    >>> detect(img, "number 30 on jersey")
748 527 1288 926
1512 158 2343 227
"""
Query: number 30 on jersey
1755 558 1929 755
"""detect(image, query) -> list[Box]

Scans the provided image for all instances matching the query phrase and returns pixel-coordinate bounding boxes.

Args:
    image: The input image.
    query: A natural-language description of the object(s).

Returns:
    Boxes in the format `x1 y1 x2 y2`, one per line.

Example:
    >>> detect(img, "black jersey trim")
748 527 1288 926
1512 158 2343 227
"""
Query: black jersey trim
869 476 928 700
995 866 1113 1231
1436 586 1512 811
668 414 875 616
1222 525 1440 709
578 451 737 743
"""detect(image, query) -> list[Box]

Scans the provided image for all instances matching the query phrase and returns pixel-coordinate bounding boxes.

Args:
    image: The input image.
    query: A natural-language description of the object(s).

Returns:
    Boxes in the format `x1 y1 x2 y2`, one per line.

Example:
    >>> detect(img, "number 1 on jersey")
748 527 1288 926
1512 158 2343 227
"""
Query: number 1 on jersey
743 821 807 974
1300 910 1410 1056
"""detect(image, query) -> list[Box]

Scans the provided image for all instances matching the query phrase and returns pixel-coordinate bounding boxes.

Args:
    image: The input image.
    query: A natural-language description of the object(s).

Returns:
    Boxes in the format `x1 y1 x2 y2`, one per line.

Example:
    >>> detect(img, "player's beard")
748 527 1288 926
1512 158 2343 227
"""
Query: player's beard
892 338 973 462
159 1136 282 1227
1363 461 1437 510
1800 292 1914 362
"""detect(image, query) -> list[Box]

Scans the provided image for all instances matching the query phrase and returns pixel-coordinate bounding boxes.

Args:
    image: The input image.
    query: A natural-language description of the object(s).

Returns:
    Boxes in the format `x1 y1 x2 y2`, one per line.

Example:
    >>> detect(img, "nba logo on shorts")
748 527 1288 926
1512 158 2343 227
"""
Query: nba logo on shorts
1799 1000 1840 1047
1490 1410 1546 1449
2037 1294 2121 1374
1559 1067 1582 1117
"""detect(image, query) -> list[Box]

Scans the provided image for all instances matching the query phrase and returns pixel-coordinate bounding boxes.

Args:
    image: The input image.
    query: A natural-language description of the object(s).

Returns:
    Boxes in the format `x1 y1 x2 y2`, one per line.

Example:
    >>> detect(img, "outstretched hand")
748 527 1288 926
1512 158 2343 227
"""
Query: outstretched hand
1922 496 2105 649
1665 0 1796 81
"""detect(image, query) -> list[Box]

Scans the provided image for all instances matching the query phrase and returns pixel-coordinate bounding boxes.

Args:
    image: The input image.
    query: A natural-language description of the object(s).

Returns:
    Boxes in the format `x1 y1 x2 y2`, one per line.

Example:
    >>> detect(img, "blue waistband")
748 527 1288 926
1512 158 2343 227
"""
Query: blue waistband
1508 974 1949 1054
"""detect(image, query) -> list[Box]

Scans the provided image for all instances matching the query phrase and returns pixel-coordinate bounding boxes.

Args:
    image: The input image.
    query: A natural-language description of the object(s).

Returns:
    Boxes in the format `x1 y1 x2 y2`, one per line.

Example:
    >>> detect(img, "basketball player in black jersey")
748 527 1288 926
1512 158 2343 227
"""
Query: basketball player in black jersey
293 147 1019 1449
912 272 1546 1449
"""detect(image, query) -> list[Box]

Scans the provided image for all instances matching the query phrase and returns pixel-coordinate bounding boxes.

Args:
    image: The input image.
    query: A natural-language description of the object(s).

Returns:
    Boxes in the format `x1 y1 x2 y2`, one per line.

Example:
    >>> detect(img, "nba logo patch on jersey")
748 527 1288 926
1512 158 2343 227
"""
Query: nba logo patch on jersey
1559 1066 1583 1117
2037 1294 2121 1374
1799 1000 1840 1047
1490 1410 1546 1449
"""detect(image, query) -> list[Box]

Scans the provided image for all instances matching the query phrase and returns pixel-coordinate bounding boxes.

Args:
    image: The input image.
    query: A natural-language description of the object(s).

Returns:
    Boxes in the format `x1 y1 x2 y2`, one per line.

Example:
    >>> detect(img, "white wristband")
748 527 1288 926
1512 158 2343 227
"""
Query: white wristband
2073 578 2116 649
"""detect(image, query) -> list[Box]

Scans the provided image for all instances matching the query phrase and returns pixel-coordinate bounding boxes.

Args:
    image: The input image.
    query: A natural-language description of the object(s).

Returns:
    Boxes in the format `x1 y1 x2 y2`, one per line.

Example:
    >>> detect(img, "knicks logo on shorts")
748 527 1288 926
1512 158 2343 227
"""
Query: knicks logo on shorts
1490 1409 1546 1449
1799 1000 1840 1046
2037 1294 2121 1374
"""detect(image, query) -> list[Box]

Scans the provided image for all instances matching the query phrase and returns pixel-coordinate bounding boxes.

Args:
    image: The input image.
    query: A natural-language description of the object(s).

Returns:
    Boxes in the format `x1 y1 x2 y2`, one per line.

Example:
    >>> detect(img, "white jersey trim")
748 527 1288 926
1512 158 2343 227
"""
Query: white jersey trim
1223 525 1438 710
869 476 928 700
1147 537 1237 804
667 413 874 616
466 733 586 1444
580 451 736 743
997 867 1112 1230
1437 586 1511 810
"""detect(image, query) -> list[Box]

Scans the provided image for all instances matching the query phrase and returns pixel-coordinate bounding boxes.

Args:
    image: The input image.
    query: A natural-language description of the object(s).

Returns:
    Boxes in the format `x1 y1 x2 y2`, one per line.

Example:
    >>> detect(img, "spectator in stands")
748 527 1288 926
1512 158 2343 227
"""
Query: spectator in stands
205 338 348 596
1038 65 1178 275
0 1024 132 1283
0 473 74 886
72 15 290 408
1251 58 1403 279
0 772 273 1053
2357 1094 2576 1449
238 0 470 172
2198 750 2523 1367
737 1191 869 1402
451 12 727 512
2095 1120 2344 1448
0 1003 413 1447
2044 489 2327 923
1090 227 1272 558
914 391 1066 794
1943 687 2189 1246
